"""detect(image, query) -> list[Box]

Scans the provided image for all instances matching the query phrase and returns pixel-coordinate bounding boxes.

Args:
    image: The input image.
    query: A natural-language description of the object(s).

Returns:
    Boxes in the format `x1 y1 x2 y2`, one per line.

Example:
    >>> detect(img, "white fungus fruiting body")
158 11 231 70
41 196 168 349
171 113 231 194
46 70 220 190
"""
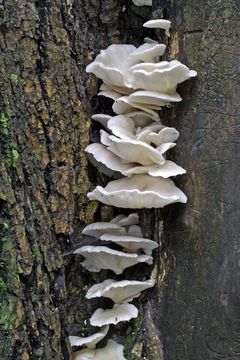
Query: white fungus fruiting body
132 0 152 6
87 174 187 209
69 325 109 349
143 19 171 37
90 303 138 326
70 17 197 359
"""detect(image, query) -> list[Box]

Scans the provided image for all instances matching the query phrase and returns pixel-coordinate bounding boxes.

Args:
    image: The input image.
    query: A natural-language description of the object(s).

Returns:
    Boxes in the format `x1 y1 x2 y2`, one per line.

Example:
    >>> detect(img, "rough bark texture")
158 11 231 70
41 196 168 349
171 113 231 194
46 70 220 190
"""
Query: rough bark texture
0 0 239 359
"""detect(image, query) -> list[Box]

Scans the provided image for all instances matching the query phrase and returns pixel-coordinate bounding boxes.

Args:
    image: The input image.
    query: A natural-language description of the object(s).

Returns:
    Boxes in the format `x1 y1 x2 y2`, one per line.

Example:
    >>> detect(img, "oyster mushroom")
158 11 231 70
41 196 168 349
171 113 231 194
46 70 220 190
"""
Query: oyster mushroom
90 303 138 326
75 245 153 274
87 174 187 208
143 19 171 37
69 325 109 349
86 278 155 303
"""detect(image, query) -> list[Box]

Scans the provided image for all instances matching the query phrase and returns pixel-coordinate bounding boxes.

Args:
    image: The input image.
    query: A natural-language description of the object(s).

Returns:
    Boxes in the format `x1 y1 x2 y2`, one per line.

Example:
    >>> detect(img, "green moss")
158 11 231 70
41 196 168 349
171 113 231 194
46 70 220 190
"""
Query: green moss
0 297 17 331
0 191 7 201
5 148 20 168
32 245 42 263
10 73 25 86
0 113 8 135
0 278 7 293
2 239 14 252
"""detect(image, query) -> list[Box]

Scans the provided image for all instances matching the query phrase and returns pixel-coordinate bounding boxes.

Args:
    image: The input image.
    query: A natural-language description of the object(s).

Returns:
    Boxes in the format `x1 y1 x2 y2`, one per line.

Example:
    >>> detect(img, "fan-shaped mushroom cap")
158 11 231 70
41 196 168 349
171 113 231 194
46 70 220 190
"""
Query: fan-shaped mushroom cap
85 143 134 174
111 213 139 226
69 325 109 349
86 44 137 88
129 90 182 106
132 0 152 6
127 60 197 92
82 222 126 238
100 233 158 255
107 136 175 165
123 160 186 178
86 278 155 303
90 303 138 326
129 43 166 62
87 174 187 208
136 126 179 146
113 96 161 121
143 19 171 37
91 114 111 128
73 340 126 360
107 115 136 139
100 82 133 95
75 245 153 274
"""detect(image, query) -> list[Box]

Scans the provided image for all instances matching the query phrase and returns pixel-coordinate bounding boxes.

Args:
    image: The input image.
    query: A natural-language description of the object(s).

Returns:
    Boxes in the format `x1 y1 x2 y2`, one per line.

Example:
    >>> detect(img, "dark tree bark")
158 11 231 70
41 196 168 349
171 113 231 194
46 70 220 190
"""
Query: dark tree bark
0 0 239 359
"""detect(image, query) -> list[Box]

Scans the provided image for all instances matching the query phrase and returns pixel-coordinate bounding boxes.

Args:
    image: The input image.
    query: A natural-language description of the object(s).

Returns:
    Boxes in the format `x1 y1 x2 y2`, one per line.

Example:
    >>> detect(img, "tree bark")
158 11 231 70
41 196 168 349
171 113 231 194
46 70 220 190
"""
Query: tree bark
0 0 239 359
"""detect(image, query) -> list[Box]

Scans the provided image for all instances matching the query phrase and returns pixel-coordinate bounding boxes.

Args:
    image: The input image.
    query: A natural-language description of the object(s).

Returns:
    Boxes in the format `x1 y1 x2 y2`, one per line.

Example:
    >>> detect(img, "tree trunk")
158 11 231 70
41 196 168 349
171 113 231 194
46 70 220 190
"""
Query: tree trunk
0 0 239 359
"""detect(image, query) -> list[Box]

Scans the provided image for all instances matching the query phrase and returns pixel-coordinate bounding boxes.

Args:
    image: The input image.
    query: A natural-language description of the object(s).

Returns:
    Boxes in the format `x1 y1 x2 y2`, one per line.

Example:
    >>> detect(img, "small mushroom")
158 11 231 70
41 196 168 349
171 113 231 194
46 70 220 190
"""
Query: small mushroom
129 90 182 106
69 325 109 349
86 278 155 303
110 213 139 226
107 136 176 166
86 44 137 88
143 19 171 37
82 222 127 238
73 340 127 360
127 60 197 92
85 143 134 174
90 303 138 326
75 245 153 274
129 43 166 62
123 160 186 178
87 174 187 208
100 233 158 255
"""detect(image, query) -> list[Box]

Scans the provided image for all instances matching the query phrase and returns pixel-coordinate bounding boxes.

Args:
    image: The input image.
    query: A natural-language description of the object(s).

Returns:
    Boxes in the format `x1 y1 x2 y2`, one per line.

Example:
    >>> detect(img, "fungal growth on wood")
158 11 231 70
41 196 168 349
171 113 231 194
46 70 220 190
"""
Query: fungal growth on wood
70 13 196 358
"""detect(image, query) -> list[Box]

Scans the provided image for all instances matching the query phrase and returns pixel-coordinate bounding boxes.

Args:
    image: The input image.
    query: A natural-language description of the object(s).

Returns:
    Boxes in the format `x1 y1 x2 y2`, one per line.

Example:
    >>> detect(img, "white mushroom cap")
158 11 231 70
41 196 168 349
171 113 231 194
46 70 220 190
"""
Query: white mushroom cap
73 341 127 360
126 111 155 126
72 348 94 360
127 225 143 237
132 0 152 6
82 222 127 238
86 44 137 88
107 136 176 166
107 115 136 139
85 143 134 174
75 245 153 274
129 90 182 106
110 213 139 226
100 82 133 95
90 303 138 326
123 160 186 178
69 325 109 349
127 60 197 92
87 174 187 208
129 43 166 62
143 19 171 37
100 233 158 255
91 114 111 128
136 126 179 147
98 90 121 101
86 278 155 303
112 96 161 121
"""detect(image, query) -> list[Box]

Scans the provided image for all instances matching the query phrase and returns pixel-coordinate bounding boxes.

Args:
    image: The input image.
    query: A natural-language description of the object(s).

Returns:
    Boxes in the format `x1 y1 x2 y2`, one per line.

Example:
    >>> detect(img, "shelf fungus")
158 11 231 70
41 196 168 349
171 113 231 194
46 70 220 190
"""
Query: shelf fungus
143 19 171 37
87 174 187 209
86 278 155 303
73 340 127 360
132 0 152 6
75 245 153 274
69 325 109 349
90 303 138 326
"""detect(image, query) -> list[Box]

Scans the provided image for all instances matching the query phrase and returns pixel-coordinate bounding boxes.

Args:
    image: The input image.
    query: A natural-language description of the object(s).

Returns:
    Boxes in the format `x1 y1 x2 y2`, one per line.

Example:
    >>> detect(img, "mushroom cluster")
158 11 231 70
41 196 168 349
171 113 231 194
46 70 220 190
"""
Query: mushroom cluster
70 213 157 359
70 17 196 358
